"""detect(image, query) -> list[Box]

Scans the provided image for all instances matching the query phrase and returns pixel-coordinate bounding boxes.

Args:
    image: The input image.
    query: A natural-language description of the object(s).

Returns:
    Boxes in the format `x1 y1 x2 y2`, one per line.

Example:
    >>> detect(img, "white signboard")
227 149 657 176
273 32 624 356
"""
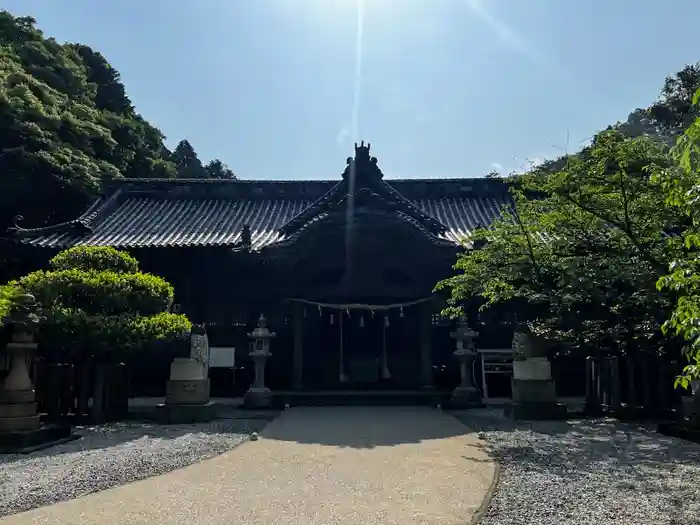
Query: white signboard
209 347 236 368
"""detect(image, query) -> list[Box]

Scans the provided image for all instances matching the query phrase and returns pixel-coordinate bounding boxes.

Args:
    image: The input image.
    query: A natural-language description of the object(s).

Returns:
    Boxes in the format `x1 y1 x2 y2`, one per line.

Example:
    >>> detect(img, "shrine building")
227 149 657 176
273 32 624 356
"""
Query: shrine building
7 142 520 400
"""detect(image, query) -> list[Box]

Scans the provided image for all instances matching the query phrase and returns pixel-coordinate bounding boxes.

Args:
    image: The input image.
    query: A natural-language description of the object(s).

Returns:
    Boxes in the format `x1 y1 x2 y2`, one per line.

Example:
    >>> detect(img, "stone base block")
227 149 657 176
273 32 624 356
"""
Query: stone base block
513 357 552 380
512 379 557 404
165 379 210 406
504 402 568 421
0 424 74 454
0 414 40 433
0 390 35 404
448 386 483 409
155 402 216 425
0 402 37 418
170 358 206 381
244 387 273 409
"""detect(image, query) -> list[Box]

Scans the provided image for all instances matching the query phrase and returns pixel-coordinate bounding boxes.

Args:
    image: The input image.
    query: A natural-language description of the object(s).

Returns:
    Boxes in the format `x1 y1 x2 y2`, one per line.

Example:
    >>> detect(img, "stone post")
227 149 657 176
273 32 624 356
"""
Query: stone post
244 315 276 408
449 316 482 408
506 324 566 420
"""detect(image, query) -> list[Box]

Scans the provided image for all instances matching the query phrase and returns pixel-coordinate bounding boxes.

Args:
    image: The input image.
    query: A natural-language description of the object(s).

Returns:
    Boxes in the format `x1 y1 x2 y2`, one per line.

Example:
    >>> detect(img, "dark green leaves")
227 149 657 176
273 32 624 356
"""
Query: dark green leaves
11 247 190 360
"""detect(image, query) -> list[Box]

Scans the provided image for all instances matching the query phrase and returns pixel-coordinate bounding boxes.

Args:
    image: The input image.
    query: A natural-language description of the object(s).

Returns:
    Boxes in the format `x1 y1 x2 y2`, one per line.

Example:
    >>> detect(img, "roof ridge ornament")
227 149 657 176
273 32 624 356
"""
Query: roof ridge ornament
343 140 382 183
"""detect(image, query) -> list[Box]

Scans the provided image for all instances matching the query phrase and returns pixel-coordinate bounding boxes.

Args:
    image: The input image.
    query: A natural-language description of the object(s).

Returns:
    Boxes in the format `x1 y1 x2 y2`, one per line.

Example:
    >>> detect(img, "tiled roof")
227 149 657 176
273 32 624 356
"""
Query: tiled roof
9 176 512 250
414 195 510 243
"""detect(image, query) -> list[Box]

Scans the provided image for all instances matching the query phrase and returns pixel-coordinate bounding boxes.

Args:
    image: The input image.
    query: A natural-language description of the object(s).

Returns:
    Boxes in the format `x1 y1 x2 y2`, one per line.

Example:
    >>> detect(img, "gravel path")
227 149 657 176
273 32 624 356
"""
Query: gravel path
0 407 495 525
0 418 265 518
453 411 700 525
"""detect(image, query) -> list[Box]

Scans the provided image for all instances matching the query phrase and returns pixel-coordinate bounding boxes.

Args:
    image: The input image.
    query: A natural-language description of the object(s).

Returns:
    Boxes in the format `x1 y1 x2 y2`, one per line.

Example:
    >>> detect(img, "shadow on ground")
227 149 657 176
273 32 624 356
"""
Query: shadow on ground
261 406 475 448
0 417 268 465
452 410 700 496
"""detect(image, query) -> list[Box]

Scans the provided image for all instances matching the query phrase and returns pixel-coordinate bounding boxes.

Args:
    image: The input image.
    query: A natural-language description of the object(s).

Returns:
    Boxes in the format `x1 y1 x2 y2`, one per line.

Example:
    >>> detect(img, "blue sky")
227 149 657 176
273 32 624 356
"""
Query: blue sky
3 0 699 180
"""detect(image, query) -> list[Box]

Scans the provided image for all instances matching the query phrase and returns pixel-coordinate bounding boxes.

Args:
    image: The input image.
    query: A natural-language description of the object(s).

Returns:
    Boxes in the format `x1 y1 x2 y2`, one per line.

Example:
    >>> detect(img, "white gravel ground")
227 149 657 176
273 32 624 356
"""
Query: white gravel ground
0 418 265 517
453 411 700 525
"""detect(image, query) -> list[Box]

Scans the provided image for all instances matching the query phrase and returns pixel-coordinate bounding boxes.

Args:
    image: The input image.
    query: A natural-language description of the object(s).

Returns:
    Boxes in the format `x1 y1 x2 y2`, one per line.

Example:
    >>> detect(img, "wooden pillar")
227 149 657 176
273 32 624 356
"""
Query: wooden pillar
419 301 433 388
292 302 304 390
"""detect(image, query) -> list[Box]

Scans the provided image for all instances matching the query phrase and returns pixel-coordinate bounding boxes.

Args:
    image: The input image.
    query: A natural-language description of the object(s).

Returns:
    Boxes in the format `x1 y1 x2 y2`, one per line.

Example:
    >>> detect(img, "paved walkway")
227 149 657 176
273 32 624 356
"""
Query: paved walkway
1 407 496 525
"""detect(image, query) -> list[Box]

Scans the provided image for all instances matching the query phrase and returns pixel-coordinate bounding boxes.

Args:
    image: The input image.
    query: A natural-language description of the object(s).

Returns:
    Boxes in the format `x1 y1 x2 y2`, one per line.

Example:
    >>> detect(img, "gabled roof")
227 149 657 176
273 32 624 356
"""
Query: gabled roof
7 143 512 250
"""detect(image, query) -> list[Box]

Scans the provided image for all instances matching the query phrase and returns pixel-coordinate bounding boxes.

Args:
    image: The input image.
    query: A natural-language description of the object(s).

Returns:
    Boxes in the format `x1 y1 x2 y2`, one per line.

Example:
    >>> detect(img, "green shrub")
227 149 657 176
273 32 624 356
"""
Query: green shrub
13 247 189 362
0 285 18 324
18 269 174 316
39 308 191 359
124 312 192 349
49 246 139 273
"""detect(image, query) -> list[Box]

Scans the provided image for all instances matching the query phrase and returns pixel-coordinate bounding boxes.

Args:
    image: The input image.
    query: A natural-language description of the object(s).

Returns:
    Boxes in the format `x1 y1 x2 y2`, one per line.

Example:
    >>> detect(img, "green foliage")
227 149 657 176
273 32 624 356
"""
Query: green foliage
0 10 182 230
13 247 188 360
0 10 238 235
437 64 700 389
127 312 192 347
39 308 190 357
655 88 700 386
0 284 19 324
437 129 680 355
204 158 236 179
49 246 139 273
617 62 700 143
18 269 173 316
172 139 206 178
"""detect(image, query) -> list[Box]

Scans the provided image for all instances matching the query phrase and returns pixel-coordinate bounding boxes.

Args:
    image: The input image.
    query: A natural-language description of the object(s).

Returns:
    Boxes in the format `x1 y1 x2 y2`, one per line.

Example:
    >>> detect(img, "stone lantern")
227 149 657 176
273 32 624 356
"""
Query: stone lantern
243 314 276 408
0 293 71 452
449 315 482 408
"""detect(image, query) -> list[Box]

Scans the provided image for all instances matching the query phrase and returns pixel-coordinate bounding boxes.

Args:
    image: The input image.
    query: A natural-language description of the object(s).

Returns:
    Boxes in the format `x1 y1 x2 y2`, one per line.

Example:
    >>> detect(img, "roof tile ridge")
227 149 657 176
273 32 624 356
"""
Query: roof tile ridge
377 180 447 235
278 179 346 236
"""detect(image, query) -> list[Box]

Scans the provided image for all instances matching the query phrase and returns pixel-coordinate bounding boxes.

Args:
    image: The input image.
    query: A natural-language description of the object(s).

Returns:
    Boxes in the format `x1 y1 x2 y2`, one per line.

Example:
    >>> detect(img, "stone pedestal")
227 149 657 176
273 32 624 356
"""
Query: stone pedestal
506 357 566 420
243 387 273 409
165 379 211 405
156 332 216 424
243 352 272 408
450 350 482 408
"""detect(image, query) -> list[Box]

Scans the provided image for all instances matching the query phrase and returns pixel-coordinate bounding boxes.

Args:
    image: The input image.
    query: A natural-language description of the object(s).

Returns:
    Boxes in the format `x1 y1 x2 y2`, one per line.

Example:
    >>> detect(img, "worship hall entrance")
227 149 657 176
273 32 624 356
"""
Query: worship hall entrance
291 299 427 391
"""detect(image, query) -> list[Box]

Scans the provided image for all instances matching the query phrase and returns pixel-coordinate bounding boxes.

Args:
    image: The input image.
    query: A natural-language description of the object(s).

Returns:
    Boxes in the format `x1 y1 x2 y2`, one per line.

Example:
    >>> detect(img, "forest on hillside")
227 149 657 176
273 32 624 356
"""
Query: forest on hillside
0 10 235 232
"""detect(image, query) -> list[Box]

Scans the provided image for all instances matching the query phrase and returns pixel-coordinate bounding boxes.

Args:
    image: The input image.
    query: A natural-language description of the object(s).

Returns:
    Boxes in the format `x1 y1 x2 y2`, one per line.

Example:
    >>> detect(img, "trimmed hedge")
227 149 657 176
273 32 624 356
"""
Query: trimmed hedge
49 246 139 273
17 269 174 316
39 308 192 358
0 285 17 324
11 247 189 361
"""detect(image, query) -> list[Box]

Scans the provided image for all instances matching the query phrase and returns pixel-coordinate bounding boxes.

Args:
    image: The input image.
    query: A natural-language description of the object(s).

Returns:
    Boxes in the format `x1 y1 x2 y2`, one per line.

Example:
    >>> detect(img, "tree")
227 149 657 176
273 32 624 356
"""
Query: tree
618 62 700 143
10 246 191 362
656 88 700 387
0 10 177 231
171 139 207 178
205 158 236 179
436 130 681 357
